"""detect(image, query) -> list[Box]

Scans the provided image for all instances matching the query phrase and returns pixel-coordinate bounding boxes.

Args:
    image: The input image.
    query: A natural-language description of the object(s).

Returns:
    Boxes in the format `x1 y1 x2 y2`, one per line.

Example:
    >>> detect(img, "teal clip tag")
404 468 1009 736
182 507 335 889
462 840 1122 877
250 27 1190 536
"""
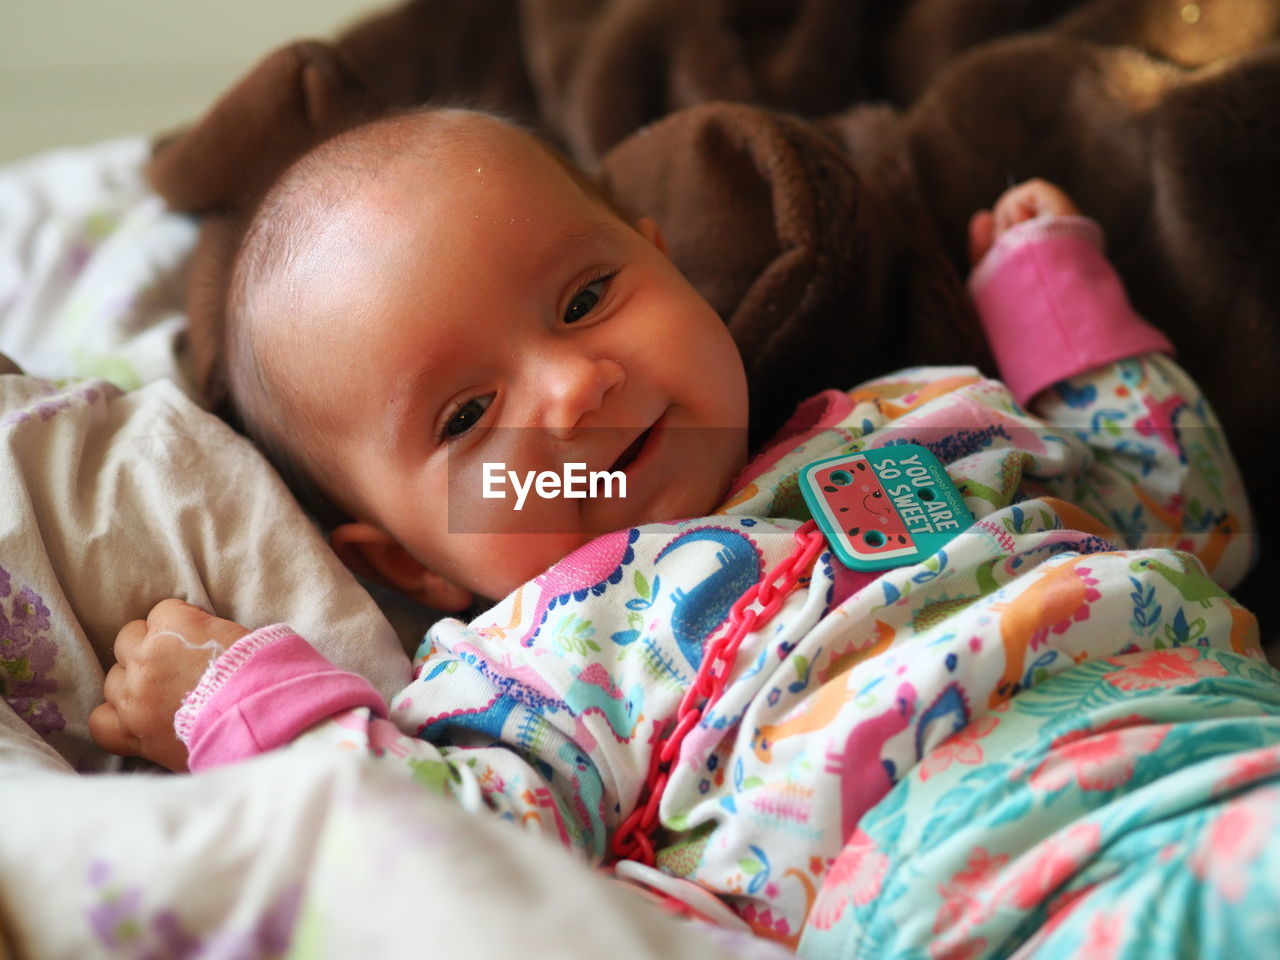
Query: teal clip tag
799 444 974 571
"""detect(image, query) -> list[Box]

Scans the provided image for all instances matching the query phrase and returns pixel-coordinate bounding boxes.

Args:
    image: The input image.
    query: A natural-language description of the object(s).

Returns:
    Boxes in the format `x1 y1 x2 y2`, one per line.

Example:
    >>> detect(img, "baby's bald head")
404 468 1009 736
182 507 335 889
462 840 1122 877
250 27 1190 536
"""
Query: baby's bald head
224 108 624 524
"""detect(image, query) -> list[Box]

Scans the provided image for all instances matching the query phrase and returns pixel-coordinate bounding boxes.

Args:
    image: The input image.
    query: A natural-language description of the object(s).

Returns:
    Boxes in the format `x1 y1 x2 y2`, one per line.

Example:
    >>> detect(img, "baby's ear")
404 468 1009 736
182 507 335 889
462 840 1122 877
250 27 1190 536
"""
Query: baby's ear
329 522 474 612
636 217 668 254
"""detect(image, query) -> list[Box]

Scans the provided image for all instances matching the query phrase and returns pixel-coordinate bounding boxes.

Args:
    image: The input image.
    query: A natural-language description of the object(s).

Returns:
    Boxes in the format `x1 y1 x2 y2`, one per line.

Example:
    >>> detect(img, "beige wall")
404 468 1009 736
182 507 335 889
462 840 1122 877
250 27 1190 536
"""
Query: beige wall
0 0 382 165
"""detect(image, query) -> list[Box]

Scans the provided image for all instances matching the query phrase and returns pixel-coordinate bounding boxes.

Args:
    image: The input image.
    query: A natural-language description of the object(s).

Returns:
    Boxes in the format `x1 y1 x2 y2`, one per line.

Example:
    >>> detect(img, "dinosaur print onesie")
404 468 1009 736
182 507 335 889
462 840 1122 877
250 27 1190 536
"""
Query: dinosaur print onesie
172 216 1278 958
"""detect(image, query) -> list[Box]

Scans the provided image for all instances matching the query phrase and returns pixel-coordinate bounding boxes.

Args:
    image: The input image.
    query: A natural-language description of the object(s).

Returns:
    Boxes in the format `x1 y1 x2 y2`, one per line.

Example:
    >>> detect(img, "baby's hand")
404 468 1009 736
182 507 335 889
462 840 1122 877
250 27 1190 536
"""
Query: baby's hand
88 599 249 772
968 178 1081 266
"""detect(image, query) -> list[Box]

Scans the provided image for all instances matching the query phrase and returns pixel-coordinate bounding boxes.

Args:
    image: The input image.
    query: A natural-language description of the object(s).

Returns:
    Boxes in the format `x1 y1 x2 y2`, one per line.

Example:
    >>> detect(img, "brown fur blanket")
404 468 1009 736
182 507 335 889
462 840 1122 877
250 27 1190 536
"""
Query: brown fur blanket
147 0 1280 635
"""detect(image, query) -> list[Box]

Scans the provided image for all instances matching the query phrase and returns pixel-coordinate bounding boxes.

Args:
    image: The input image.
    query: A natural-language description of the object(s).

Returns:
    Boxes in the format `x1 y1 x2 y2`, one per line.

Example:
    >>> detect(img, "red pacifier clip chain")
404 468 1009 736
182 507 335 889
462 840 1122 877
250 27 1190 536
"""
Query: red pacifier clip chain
605 443 973 923
608 519 826 868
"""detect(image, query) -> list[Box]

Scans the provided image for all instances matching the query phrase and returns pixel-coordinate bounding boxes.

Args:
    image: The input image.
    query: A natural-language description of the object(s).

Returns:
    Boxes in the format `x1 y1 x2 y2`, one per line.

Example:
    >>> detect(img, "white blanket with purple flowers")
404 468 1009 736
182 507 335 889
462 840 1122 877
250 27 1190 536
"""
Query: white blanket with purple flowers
0 353 775 960
0 364 411 772
0 138 195 394
0 139 784 958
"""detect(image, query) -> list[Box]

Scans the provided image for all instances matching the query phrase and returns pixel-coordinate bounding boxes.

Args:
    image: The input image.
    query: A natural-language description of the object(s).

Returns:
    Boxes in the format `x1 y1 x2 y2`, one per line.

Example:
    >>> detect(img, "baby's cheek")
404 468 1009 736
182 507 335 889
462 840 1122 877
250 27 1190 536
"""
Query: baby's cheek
456 529 593 601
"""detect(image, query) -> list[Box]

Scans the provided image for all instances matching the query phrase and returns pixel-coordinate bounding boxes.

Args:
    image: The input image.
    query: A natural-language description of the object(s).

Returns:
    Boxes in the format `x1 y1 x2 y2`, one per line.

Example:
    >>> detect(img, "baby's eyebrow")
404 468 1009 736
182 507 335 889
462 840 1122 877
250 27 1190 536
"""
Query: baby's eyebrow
383 354 449 453
531 220 619 277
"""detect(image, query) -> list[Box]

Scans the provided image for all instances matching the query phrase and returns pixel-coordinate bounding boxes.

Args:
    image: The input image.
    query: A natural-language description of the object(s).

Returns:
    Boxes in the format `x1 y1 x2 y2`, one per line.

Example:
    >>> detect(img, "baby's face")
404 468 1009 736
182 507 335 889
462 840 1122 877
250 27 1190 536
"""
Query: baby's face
271 117 749 601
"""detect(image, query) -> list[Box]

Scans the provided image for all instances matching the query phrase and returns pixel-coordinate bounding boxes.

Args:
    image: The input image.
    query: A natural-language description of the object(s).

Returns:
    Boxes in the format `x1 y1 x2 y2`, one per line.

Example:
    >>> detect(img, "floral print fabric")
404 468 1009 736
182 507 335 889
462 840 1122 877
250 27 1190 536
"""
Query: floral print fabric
799 647 1280 959
277 354 1266 952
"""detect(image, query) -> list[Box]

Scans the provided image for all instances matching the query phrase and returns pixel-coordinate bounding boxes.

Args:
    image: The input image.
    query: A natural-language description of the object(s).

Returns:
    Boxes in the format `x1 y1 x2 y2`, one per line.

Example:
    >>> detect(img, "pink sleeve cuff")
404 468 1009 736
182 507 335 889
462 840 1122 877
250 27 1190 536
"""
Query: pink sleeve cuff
969 216 1174 406
175 624 387 772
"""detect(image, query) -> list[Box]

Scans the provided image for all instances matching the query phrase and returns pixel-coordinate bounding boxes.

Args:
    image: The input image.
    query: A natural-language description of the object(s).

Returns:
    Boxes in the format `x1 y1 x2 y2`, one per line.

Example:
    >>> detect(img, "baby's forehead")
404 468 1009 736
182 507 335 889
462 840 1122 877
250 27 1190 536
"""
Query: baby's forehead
355 111 549 188
257 110 586 338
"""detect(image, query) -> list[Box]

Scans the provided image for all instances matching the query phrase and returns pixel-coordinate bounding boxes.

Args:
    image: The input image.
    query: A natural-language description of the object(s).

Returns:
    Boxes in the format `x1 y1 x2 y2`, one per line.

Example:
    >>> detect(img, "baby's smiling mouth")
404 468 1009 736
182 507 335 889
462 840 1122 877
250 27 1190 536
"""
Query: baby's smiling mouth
610 425 653 473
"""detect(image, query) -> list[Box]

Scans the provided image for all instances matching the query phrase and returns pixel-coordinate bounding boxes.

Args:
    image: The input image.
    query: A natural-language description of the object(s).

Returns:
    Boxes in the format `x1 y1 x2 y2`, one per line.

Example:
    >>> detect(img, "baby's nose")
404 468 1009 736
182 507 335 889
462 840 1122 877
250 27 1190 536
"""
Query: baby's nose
542 354 625 440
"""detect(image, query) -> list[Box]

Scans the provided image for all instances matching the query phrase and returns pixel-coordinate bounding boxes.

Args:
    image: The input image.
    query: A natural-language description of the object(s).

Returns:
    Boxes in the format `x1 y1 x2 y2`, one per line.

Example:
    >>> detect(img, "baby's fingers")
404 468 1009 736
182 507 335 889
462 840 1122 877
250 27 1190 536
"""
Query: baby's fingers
87 700 141 758
993 179 1079 232
968 210 997 267
993 187 1041 233
111 618 148 664
101 658 128 709
88 692 190 773
147 597 212 631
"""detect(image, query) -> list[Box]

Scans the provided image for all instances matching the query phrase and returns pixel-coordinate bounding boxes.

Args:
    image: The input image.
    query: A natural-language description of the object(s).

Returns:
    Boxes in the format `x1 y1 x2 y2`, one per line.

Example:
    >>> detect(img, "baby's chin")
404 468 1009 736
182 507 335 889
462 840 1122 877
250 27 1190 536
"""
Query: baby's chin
615 474 740 531
470 460 745 599
657 446 746 521
467 529 601 602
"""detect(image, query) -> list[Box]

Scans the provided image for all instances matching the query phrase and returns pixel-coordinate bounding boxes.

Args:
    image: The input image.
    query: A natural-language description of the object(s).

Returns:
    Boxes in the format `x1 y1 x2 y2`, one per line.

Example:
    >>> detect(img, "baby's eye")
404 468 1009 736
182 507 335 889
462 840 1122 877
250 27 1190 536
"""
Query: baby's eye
441 394 493 440
563 277 610 324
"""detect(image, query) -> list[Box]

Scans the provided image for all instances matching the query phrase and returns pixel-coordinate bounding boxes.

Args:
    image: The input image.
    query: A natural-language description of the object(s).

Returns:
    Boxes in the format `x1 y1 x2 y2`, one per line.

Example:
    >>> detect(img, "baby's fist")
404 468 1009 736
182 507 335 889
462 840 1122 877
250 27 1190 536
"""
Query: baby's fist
89 599 249 771
969 178 1081 266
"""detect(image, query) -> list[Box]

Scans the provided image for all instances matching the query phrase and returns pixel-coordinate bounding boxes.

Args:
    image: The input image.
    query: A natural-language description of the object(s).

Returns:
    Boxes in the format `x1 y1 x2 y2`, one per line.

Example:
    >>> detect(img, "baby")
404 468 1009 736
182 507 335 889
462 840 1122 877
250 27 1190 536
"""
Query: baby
218 107 751 609
92 109 1279 956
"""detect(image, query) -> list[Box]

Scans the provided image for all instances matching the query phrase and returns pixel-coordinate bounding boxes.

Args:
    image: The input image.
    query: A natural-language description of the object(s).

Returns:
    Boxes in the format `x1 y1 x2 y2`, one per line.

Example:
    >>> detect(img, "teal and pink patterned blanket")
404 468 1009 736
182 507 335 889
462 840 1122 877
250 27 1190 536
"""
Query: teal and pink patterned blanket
801 647 1280 957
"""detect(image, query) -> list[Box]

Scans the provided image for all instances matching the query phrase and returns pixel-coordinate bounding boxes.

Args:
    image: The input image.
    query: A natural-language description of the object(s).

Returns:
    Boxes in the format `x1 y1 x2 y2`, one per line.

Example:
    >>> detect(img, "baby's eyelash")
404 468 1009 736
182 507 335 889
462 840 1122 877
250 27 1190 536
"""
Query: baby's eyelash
563 270 618 325
438 393 494 443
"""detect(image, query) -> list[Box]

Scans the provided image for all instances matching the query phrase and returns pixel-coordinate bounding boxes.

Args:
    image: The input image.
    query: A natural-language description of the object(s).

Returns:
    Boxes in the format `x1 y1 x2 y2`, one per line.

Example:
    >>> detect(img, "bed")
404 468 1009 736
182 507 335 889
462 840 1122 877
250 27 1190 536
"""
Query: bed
3 1 1279 956
0 135 799 960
